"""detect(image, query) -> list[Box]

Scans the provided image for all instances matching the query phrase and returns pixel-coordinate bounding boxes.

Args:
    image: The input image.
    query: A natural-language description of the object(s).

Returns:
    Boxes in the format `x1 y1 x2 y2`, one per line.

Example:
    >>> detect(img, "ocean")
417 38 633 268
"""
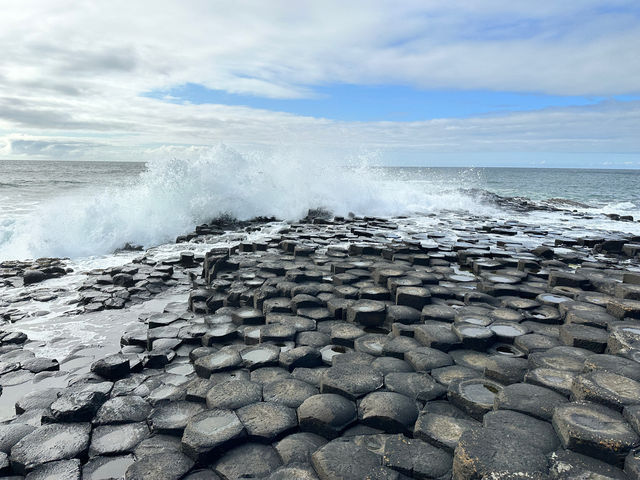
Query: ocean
1 150 640 263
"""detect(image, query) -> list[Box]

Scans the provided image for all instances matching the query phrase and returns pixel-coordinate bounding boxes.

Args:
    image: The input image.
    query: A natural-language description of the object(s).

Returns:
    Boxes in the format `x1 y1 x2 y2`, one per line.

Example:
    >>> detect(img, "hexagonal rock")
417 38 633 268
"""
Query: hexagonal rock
297 394 357 439
23 459 81 480
414 412 479 452
15 388 61 414
552 402 639 464
625 404 640 435
330 323 365 348
90 353 130 380
125 451 194 480
279 346 322 371
453 426 549 479
274 432 327 464
205 379 262 410
366 434 453 480
572 371 640 412
10 423 91 474
194 350 242 378
320 364 384 400
370 356 413 375
414 322 461 351
405 347 453 372
89 422 150 456
265 463 319 480
92 396 151 425
236 402 297 442
0 423 36 453
385 372 446 402
263 378 319 408
49 390 106 422
549 450 628 480
528 346 591 372
494 382 568 421
452 323 494 350
231 307 265 325
395 286 431 310
607 299 640 319
483 409 559 453
525 368 577 397
559 324 609 353
607 323 640 354
346 300 386 327
358 391 418 433
83 455 135 480
214 443 282 479
448 378 503 420
181 409 246 462
148 401 206 435
311 438 395 480
584 354 640 382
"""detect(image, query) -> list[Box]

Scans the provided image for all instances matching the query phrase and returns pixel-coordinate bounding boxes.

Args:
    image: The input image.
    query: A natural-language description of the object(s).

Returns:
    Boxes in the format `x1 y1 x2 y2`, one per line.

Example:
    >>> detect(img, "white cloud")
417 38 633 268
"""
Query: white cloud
0 1 639 162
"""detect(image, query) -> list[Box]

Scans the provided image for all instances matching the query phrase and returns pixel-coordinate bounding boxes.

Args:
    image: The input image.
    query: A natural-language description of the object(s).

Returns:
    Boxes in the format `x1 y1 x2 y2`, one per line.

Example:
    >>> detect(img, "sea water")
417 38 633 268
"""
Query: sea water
1 145 640 263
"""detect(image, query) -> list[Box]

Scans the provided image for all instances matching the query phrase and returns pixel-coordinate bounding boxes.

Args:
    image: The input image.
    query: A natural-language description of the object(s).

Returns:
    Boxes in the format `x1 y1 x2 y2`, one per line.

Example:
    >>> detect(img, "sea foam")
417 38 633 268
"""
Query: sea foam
0 145 491 260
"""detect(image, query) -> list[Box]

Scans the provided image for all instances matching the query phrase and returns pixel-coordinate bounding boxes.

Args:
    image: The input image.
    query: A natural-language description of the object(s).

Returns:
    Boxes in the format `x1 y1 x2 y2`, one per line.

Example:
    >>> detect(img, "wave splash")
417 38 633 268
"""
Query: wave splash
0 145 493 260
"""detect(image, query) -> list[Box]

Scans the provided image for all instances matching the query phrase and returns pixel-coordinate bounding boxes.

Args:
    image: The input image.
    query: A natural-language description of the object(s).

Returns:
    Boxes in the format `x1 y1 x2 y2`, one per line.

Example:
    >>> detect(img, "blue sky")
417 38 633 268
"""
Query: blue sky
1 1 640 166
145 83 640 122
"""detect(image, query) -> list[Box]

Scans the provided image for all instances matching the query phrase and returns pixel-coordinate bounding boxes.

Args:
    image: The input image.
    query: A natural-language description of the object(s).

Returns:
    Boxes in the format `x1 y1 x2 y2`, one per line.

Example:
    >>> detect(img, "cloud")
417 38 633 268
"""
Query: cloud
0 1 639 162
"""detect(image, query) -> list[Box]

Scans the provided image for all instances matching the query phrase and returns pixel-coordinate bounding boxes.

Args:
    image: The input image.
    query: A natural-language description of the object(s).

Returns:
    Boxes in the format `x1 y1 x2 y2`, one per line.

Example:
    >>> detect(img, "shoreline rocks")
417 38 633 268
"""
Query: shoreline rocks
0 212 639 478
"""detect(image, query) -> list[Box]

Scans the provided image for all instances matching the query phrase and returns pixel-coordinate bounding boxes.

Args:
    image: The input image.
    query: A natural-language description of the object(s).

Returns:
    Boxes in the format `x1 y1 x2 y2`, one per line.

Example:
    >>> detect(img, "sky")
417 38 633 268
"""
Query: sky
0 1 639 167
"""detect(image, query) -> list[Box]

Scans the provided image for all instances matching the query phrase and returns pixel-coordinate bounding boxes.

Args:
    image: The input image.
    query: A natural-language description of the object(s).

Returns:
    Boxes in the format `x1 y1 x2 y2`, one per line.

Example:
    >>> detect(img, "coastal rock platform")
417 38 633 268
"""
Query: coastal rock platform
1 213 640 479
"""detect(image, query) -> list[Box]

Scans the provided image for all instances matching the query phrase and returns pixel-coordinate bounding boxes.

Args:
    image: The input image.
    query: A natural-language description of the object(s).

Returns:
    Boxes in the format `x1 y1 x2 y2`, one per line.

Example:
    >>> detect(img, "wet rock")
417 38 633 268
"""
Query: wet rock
265 463 319 480
320 363 384 400
274 432 327 464
21 357 59 373
358 391 418 433
11 423 91 474
453 426 549 479
236 402 297 442
346 300 386 327
549 449 628 480
49 390 105 422
148 401 205 435
194 350 242 378
385 372 446 402
584 353 640 382
23 270 47 285
572 371 640 412
205 379 262 410
448 378 503 420
311 438 396 480
525 367 577 396
395 286 431 310
297 394 357 439
279 346 322 371
125 451 194 480
414 412 479 452
0 423 36 453
484 409 559 453
83 454 135 480
263 378 318 408
24 459 81 480
552 401 639 464
560 324 608 352
91 353 130 380
495 382 568 421
89 422 149 456
15 388 61 414
214 443 282 479
181 409 245 462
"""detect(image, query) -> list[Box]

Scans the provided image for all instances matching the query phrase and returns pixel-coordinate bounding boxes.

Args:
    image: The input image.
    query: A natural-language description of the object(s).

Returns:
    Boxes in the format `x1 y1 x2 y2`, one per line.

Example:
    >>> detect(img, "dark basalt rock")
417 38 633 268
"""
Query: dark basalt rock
181 409 246 462
236 402 297 442
311 438 396 480
274 432 327 464
494 382 568 421
89 422 149 456
414 412 479 452
384 371 446 402
320 363 384 400
214 443 282 479
453 426 549 479
572 371 640 412
11 423 91 474
90 353 130 380
205 379 262 410
148 401 205 435
48 390 105 422
125 451 194 480
483 409 559 453
552 401 639 464
23 458 81 479
549 449 628 479
263 378 318 408
83 455 136 480
448 378 503 420
297 394 357 439
358 391 418 433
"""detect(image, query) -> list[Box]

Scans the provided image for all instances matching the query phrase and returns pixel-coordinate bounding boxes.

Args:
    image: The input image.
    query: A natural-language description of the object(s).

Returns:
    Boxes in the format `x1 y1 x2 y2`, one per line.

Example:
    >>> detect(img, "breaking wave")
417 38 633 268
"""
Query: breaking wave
0 145 495 260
